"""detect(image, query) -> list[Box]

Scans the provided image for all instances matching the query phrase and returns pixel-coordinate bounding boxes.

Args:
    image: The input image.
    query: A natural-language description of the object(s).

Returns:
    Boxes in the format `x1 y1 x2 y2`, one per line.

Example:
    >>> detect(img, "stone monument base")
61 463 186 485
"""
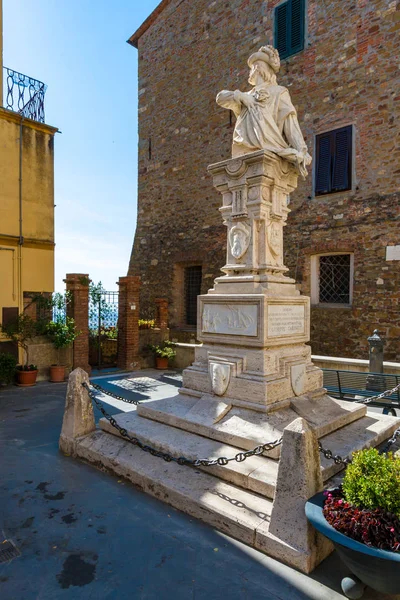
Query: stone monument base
60 369 400 574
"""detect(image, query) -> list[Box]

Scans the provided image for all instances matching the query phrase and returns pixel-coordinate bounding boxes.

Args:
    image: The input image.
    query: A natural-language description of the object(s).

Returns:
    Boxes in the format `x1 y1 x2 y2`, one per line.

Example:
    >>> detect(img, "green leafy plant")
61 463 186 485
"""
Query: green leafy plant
148 340 176 360
1 314 39 368
46 317 80 365
139 319 155 329
342 448 400 517
0 352 18 384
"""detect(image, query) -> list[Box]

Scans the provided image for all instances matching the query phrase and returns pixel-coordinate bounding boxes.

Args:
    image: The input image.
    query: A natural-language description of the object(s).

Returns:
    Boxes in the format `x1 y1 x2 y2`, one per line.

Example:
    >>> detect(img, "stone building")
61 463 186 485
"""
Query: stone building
0 0 58 358
127 0 400 360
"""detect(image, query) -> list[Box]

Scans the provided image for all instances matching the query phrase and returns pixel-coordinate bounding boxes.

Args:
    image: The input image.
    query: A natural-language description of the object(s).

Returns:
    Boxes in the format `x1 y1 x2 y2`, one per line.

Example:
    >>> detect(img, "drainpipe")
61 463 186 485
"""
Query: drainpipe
18 117 24 313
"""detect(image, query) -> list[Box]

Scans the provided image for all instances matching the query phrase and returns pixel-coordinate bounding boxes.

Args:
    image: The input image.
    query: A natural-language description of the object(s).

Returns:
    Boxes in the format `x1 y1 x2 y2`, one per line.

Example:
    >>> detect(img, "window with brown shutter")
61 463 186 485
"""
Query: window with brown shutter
315 126 353 196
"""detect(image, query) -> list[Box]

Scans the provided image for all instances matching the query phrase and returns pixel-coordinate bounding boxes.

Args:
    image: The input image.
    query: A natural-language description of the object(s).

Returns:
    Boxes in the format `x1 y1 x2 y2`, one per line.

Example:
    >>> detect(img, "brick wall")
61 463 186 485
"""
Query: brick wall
117 276 141 370
64 273 91 372
128 0 400 360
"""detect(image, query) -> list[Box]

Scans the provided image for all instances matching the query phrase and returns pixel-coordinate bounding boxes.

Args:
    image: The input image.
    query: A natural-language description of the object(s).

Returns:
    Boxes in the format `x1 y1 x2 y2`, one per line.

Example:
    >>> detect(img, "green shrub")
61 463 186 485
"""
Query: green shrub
46 318 79 349
148 340 176 360
343 447 400 516
0 352 18 384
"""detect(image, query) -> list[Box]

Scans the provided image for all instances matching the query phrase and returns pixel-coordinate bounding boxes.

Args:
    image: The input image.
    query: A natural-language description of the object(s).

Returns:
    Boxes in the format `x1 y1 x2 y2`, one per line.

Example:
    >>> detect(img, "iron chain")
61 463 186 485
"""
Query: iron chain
83 382 282 467
85 380 400 468
318 441 352 466
354 382 400 405
90 381 142 405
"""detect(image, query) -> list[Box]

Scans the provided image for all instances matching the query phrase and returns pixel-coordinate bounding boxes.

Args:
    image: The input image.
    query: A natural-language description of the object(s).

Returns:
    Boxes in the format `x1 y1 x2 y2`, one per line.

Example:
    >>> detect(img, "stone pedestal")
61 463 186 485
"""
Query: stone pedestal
142 151 364 455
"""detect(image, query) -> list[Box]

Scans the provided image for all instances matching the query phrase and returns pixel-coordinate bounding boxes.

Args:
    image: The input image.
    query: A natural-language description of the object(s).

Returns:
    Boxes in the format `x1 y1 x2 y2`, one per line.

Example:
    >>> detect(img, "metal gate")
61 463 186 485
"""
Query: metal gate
89 289 119 370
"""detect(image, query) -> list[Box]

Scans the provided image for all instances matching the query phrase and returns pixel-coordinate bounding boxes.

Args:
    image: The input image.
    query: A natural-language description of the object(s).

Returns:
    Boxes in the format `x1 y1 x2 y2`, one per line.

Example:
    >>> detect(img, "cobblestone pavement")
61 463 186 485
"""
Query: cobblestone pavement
0 374 398 600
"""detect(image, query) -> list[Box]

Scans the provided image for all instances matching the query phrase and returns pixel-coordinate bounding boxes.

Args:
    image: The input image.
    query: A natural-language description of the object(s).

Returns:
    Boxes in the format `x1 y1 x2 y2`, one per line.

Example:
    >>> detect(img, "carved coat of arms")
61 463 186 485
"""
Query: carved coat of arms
209 362 231 396
291 364 306 397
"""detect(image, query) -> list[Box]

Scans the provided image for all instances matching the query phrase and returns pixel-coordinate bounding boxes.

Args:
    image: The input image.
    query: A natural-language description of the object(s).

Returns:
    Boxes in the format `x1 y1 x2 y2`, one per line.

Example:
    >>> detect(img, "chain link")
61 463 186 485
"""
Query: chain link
354 382 400 405
318 441 353 466
83 382 282 467
381 427 400 454
89 381 143 405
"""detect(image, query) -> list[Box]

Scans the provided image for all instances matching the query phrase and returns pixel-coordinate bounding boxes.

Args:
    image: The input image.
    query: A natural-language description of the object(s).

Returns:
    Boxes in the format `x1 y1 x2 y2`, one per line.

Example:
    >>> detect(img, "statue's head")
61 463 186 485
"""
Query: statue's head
248 46 280 86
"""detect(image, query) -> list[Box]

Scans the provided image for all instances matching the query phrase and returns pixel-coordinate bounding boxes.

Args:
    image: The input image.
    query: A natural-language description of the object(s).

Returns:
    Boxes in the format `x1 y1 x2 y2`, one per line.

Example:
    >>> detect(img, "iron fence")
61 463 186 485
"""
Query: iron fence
3 67 47 123
89 290 119 369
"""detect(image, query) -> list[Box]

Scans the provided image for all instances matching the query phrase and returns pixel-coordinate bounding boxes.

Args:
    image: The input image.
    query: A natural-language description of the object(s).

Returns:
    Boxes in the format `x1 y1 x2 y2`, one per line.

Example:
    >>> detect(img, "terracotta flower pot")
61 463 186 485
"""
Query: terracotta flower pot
16 369 38 387
155 357 168 370
49 365 66 383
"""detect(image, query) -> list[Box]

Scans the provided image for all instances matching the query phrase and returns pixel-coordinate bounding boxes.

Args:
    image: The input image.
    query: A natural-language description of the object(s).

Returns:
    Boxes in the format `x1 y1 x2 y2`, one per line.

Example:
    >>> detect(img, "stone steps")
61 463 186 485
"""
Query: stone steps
100 406 400 492
135 393 374 462
99 411 279 499
74 428 312 572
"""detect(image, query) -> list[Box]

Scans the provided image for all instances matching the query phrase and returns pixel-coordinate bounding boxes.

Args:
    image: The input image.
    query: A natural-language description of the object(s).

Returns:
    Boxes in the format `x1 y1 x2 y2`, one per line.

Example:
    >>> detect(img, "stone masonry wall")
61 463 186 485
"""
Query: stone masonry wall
128 0 400 359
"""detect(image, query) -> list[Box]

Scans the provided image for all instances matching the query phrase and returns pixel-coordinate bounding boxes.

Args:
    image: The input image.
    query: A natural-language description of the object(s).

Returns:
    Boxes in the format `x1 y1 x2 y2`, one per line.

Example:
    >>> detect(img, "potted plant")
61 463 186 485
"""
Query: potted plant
0 352 18 386
46 317 80 382
148 340 176 370
306 447 400 598
1 314 39 386
139 319 155 330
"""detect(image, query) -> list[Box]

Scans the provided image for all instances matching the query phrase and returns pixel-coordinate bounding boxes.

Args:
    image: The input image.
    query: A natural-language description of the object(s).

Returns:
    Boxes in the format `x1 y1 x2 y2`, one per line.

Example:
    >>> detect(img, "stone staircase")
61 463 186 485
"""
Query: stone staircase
98 396 400 501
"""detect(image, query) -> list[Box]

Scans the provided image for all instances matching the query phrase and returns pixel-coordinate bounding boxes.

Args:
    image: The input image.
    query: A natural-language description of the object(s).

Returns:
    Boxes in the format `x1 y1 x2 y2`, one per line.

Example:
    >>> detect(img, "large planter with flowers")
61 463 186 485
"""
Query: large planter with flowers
306 447 400 599
306 491 400 598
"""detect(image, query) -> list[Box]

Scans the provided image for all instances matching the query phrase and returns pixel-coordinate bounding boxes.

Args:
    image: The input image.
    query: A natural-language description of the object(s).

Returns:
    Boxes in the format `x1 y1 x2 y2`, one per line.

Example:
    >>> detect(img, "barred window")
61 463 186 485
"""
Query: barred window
184 266 202 326
311 254 353 306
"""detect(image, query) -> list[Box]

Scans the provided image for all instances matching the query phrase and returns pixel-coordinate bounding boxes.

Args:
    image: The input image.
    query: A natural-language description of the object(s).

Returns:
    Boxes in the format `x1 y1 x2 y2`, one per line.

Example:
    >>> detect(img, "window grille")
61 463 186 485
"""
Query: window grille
319 255 351 304
274 0 305 60
315 126 352 196
184 266 202 326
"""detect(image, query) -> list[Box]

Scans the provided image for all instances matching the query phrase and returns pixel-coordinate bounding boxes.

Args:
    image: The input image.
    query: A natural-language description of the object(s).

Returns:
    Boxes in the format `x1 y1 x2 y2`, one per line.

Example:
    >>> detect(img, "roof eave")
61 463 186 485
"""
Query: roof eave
127 0 173 48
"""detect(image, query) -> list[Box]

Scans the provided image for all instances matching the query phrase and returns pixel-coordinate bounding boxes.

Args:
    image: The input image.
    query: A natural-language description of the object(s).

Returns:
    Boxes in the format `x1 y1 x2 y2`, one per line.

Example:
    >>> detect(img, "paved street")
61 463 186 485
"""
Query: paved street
0 374 398 600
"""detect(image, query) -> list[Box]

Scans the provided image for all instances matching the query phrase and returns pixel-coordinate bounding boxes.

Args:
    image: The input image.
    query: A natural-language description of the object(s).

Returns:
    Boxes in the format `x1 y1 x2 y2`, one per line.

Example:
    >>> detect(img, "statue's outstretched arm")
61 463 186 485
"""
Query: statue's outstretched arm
216 90 242 117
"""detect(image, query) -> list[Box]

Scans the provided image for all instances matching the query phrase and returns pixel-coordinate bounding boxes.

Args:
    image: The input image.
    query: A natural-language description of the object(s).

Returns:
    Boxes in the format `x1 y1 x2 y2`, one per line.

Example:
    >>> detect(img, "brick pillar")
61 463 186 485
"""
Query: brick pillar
64 273 91 373
155 298 169 330
117 276 141 371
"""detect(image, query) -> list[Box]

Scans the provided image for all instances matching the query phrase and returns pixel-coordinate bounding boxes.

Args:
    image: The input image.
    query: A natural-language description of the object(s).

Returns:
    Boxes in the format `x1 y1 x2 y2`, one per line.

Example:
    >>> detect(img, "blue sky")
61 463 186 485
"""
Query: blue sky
3 0 160 291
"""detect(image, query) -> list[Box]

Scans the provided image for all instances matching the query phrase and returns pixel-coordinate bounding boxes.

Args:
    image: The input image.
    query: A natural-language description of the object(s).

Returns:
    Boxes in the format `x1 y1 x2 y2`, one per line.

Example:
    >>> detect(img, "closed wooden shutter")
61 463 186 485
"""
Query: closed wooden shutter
275 3 288 57
332 127 352 192
290 0 305 55
275 0 305 59
315 134 332 195
315 126 352 196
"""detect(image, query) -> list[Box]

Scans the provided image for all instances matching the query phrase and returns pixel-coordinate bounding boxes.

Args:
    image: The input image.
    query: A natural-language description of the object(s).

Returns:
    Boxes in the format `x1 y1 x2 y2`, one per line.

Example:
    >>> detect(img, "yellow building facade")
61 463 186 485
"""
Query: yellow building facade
0 0 58 354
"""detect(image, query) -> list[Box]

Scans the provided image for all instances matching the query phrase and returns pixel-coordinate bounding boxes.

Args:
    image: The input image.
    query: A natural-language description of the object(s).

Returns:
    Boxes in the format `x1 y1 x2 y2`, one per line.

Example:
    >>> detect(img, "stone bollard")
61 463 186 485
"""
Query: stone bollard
269 417 332 573
366 329 385 392
59 368 96 456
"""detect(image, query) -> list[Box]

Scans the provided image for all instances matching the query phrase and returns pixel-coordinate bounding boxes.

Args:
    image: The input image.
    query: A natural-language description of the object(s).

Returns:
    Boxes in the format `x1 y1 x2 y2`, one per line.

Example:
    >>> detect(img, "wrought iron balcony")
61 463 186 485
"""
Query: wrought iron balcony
3 67 47 123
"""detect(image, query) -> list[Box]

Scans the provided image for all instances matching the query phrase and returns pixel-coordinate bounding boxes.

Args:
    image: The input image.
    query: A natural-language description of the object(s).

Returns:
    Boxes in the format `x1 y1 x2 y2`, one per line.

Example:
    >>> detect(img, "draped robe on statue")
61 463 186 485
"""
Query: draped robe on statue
217 84 309 178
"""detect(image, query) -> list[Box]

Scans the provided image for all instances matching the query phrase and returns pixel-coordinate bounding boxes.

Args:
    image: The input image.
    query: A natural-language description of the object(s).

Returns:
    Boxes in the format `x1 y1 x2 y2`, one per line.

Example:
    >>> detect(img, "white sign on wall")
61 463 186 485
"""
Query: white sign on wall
386 246 400 261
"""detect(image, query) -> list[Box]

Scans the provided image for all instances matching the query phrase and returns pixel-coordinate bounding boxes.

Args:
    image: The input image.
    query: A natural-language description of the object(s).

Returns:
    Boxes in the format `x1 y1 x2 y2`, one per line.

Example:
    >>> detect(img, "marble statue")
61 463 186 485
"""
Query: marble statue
216 45 311 178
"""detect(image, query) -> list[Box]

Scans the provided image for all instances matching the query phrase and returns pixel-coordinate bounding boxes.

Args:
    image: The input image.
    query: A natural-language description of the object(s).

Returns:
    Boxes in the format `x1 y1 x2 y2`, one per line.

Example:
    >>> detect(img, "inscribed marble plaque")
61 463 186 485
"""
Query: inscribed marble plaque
202 304 258 337
268 304 305 337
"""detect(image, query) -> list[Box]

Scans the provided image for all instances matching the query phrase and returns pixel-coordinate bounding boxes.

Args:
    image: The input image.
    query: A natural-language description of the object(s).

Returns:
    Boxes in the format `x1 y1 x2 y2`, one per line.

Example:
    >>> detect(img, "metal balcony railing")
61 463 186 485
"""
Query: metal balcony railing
3 67 47 123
